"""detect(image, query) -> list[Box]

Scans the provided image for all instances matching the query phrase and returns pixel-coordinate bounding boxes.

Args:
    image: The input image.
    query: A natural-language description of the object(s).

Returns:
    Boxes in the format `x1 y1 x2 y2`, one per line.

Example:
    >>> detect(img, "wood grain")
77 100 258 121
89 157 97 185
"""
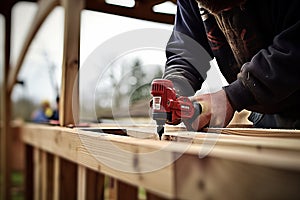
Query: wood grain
59 0 84 126
22 124 175 199
21 124 300 199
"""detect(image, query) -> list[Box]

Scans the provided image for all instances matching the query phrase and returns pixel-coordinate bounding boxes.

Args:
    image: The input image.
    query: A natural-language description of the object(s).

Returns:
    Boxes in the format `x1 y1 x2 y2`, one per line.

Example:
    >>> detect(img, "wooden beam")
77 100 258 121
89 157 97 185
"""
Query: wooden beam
204 127 300 137
53 155 60 200
59 0 84 126
7 0 59 94
174 154 300 199
85 0 176 25
22 124 176 198
21 124 300 199
1 10 12 200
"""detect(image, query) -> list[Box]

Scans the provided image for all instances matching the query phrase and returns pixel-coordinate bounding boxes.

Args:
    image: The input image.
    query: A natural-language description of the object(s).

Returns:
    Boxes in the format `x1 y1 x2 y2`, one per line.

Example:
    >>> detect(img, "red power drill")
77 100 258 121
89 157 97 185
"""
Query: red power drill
150 79 202 140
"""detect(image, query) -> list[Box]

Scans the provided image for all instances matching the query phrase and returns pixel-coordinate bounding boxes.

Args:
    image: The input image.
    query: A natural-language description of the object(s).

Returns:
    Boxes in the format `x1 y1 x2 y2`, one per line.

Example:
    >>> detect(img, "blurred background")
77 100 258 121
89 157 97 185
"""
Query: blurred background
0 1 175 124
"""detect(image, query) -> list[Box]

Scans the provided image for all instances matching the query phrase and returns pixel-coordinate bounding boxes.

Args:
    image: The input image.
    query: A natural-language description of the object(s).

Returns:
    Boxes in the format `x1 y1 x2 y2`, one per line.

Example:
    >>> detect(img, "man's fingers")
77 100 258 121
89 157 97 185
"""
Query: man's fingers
191 113 210 131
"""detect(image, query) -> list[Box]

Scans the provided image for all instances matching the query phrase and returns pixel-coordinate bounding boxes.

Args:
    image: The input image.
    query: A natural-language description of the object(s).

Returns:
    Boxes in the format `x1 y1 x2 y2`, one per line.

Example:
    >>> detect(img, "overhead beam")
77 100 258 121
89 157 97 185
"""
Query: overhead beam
86 0 176 25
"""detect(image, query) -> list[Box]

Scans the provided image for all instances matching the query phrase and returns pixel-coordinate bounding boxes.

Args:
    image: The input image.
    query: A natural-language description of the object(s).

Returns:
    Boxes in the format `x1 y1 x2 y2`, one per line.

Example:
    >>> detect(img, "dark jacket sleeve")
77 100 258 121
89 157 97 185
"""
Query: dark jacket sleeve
163 0 213 96
224 1 300 113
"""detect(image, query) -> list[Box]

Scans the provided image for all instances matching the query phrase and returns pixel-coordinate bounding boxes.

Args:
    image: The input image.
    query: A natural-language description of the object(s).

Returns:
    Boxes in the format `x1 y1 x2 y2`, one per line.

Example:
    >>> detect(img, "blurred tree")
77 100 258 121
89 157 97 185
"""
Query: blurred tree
13 97 36 121
127 59 146 104
96 58 164 119
128 61 163 105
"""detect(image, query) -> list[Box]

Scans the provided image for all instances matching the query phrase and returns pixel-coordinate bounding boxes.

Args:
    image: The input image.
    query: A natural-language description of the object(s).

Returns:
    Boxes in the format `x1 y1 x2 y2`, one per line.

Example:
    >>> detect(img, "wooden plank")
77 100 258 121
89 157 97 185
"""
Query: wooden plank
7 0 59 93
174 154 300 200
21 124 300 199
25 145 34 200
116 180 138 200
53 155 60 200
33 148 41 200
41 151 47 200
22 124 176 199
59 0 84 126
86 169 105 200
204 127 300 138
46 153 54 200
164 131 300 152
77 165 87 200
59 158 77 200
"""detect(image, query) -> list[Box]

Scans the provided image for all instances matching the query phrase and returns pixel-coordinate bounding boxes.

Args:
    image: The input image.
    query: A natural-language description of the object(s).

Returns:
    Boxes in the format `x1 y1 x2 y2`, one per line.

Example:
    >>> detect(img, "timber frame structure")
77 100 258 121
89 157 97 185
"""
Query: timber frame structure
1 0 300 200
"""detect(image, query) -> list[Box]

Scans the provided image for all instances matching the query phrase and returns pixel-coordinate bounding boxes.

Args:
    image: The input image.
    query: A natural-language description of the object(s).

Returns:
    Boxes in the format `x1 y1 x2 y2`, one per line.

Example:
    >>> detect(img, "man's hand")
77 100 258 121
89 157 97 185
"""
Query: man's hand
188 89 234 131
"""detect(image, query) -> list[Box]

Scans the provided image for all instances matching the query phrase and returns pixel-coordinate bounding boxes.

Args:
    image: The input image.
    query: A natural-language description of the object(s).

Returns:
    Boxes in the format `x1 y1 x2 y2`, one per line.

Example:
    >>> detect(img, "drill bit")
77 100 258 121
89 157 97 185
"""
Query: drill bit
157 125 164 140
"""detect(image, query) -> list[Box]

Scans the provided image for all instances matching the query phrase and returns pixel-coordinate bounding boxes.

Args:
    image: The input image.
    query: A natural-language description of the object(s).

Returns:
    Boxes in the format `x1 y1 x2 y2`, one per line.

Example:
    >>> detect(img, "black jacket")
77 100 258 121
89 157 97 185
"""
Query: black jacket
164 0 300 123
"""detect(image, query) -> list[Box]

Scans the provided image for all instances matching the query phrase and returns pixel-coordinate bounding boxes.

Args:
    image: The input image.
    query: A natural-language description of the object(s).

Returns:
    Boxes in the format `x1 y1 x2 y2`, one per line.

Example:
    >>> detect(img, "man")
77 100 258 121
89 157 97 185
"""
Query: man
163 0 300 130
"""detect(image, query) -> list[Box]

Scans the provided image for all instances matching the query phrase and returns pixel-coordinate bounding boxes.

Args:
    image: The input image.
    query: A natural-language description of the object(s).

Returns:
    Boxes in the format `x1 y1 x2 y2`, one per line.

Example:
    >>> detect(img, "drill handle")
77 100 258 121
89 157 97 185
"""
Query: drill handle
187 102 202 124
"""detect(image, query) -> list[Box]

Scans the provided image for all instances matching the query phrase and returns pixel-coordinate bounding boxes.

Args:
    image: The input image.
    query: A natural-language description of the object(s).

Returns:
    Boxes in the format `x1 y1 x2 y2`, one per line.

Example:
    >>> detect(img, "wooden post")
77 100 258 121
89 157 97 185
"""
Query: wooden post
1 10 12 200
116 180 138 200
46 153 54 200
77 165 87 200
33 148 41 200
86 169 105 200
59 158 77 200
53 156 60 200
25 145 34 200
59 0 84 126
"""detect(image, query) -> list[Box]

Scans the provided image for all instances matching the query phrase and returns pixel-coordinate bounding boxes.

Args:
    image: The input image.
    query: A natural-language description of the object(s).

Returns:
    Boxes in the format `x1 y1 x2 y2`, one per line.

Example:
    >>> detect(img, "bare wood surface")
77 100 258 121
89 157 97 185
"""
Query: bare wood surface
33 148 41 200
77 165 87 200
22 124 176 198
59 0 84 126
204 127 300 137
175 154 300 200
53 156 59 200
21 124 300 199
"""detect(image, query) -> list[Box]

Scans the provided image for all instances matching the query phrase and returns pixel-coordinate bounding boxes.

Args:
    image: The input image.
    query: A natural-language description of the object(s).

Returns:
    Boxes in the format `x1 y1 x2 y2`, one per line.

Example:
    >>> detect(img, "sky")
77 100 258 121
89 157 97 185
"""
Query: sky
3 1 175 106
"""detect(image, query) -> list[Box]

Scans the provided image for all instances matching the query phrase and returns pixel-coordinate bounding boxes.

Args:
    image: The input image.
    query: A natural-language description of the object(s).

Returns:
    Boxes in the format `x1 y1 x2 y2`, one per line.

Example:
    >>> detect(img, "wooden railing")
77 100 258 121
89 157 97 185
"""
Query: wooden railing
20 124 300 199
